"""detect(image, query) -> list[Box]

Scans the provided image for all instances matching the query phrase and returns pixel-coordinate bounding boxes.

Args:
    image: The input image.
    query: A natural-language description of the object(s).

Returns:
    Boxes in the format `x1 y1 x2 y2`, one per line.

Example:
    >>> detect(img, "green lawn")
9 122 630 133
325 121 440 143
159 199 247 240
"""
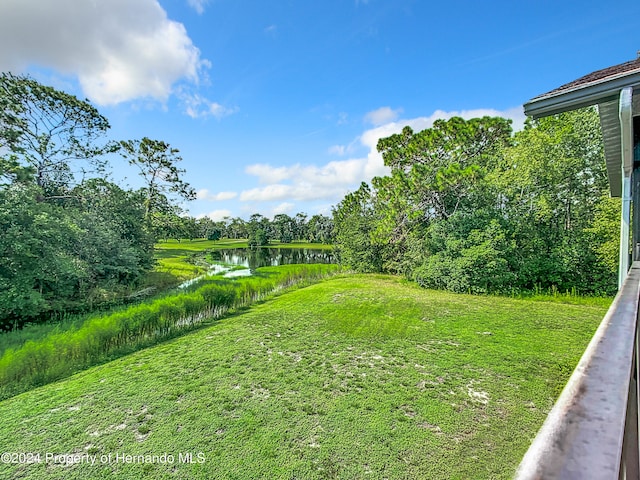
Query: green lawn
0 274 607 479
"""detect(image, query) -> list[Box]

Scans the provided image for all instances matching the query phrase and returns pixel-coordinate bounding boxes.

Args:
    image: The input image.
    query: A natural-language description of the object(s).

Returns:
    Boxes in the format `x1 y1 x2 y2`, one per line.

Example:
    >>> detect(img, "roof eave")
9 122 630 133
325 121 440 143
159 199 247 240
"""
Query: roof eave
524 70 640 119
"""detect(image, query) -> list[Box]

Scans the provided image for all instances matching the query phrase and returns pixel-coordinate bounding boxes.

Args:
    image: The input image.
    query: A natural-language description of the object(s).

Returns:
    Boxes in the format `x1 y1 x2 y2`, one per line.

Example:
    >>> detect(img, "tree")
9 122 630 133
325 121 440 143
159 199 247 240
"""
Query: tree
196 217 223 240
119 137 196 222
307 214 334 243
0 183 79 328
332 183 383 272
146 194 187 241
69 179 154 287
367 117 512 275
0 156 34 186
332 109 616 294
0 177 157 329
586 195 620 291
273 213 295 243
247 213 271 247
0 72 113 195
294 212 308 241
376 117 512 222
498 108 612 292
227 217 248 239
0 75 190 327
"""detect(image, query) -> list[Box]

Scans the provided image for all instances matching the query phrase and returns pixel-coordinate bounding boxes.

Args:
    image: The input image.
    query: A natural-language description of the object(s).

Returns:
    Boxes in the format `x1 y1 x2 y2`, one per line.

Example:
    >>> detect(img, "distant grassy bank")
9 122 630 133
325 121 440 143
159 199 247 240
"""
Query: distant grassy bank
150 238 333 285
0 274 608 479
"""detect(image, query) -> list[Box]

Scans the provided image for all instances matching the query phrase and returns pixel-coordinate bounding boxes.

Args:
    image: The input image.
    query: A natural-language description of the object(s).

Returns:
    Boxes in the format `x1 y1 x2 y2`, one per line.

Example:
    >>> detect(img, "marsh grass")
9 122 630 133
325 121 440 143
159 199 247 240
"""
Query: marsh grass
0 264 340 400
0 274 608 479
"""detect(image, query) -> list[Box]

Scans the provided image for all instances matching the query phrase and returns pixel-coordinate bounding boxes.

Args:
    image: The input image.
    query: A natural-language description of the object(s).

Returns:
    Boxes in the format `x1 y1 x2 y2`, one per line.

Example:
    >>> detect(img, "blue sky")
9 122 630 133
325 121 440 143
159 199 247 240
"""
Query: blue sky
1 0 638 220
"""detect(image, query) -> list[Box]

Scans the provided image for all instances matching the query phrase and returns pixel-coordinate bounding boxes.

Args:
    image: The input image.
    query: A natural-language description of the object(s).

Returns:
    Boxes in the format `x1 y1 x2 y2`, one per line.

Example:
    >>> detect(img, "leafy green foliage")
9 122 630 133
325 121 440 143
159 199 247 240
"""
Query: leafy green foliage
247 213 272 247
0 72 113 194
0 183 77 325
333 110 619 295
0 75 182 327
272 213 295 243
307 214 335 243
0 179 155 329
333 183 384 272
118 137 196 225
413 217 515 293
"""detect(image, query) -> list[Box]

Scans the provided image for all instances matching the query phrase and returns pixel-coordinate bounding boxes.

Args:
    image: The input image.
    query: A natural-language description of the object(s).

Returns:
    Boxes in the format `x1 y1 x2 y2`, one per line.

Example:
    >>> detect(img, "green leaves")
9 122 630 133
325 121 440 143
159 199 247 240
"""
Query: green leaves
0 74 206 327
333 183 384 273
119 137 196 229
0 72 112 193
333 109 618 295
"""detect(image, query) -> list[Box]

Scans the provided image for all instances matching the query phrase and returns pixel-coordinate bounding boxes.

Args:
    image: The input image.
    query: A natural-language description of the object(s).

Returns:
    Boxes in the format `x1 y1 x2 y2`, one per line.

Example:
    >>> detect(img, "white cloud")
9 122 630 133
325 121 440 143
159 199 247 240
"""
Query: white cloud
271 202 295 216
364 106 403 126
240 158 367 203
181 92 238 119
328 145 346 156
196 209 232 221
196 189 238 201
245 159 365 189
240 184 348 202
244 164 292 184
0 0 207 106
264 25 278 35
239 106 526 208
187 0 210 15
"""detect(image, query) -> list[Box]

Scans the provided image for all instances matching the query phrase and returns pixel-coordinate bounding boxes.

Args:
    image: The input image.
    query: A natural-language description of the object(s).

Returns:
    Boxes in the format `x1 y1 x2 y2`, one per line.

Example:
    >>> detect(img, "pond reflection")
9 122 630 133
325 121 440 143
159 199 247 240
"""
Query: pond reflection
208 247 335 273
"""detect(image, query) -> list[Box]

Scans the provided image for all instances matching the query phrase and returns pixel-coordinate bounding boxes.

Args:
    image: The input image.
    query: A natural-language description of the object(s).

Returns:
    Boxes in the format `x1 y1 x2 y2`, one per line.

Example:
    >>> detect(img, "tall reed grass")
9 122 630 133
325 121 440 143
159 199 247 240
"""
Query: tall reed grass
0 264 340 400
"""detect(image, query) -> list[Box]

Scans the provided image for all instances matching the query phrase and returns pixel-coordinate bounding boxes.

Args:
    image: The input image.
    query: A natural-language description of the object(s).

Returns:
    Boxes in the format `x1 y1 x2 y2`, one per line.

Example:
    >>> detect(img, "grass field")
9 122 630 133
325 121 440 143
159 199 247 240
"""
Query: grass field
0 274 608 479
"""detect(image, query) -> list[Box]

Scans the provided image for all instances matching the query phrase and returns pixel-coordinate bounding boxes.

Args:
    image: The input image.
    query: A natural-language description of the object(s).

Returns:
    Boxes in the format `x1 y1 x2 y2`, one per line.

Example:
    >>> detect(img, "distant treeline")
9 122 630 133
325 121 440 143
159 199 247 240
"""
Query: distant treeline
158 212 335 247
332 109 620 296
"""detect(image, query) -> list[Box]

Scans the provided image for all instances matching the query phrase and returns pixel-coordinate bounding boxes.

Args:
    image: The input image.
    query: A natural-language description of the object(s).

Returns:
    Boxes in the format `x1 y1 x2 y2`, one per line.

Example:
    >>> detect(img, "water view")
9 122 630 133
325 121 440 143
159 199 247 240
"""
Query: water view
209 247 335 272
179 247 335 288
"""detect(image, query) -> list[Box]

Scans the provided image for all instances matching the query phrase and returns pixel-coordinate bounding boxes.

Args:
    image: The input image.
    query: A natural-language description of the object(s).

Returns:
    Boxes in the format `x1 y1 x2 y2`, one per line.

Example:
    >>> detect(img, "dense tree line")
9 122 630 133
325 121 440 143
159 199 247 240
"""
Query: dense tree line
156 211 335 246
332 109 620 295
0 73 193 329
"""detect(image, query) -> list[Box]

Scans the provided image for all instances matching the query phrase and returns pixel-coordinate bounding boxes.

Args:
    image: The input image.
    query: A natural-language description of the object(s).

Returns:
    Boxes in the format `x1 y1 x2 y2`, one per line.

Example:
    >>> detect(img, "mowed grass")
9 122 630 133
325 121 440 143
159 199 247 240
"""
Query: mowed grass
0 275 607 479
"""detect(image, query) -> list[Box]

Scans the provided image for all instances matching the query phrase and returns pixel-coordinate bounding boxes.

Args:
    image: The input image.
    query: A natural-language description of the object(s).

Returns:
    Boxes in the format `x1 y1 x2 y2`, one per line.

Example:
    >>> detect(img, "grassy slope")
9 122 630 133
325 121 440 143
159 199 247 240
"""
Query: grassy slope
0 275 607 479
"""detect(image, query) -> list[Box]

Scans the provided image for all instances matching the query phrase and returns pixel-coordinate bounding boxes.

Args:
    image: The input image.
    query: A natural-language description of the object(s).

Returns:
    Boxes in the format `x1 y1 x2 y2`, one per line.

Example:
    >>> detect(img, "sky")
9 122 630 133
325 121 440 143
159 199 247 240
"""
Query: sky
0 0 638 221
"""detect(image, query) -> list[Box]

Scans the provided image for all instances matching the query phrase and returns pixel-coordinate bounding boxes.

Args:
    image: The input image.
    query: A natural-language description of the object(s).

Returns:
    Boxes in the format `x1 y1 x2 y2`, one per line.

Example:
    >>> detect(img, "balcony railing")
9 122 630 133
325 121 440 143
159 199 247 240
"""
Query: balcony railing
515 262 640 480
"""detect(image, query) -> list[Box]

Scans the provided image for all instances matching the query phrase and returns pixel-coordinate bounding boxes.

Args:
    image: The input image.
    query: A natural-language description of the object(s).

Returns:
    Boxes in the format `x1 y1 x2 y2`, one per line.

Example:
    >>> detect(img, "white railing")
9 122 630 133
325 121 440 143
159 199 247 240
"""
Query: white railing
515 262 640 480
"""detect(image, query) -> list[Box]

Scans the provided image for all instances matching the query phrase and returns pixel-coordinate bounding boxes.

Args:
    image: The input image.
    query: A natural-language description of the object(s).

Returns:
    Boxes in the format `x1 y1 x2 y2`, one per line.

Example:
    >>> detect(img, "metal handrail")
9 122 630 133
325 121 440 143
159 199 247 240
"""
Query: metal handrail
515 262 640 479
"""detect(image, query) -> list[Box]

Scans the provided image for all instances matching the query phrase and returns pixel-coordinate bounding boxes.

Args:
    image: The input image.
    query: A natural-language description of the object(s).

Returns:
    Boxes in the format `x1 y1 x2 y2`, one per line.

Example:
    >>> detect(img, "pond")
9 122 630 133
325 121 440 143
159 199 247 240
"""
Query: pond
178 247 335 288
209 247 335 272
